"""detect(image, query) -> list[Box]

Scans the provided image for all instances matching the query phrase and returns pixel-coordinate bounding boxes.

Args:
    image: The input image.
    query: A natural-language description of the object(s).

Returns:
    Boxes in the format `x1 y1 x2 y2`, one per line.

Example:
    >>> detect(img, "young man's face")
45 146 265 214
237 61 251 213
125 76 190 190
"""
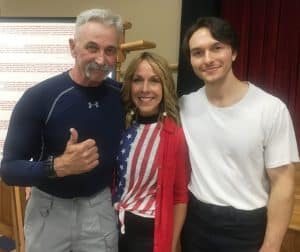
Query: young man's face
189 27 236 85
69 21 119 86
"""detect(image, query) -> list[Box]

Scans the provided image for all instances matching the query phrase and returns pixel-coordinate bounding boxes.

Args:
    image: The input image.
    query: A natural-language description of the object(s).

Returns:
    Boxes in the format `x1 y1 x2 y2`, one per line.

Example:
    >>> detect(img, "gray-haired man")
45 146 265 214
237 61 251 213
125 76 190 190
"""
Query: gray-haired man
1 9 124 252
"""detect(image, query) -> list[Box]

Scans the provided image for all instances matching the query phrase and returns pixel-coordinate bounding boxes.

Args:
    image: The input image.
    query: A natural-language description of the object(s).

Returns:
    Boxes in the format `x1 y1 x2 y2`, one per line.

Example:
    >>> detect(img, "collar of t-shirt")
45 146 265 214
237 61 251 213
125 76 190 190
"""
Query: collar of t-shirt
137 114 159 124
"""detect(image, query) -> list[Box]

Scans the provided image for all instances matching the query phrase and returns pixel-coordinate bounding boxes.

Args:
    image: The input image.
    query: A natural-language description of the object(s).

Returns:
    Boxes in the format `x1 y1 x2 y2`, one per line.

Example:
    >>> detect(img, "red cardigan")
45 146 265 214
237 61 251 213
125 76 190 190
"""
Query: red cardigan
153 118 190 252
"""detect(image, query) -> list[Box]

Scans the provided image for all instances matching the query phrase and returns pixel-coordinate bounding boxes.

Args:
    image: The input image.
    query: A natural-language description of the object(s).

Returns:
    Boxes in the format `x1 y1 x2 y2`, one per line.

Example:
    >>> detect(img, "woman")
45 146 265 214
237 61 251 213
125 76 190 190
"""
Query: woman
113 52 190 252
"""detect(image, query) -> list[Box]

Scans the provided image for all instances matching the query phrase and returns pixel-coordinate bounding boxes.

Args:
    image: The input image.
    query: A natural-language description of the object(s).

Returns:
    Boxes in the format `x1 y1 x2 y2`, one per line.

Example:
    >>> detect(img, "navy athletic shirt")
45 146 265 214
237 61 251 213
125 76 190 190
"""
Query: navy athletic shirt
0 71 124 198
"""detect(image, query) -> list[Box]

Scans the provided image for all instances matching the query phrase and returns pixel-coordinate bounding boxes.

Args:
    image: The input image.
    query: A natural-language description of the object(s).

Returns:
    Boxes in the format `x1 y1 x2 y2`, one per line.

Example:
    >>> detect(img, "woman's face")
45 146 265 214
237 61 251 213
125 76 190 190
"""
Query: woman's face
131 60 163 117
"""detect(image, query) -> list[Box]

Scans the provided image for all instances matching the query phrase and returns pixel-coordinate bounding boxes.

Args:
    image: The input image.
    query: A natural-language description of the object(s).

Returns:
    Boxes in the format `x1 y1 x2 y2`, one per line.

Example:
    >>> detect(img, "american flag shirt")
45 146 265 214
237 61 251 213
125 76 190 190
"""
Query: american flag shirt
114 121 161 234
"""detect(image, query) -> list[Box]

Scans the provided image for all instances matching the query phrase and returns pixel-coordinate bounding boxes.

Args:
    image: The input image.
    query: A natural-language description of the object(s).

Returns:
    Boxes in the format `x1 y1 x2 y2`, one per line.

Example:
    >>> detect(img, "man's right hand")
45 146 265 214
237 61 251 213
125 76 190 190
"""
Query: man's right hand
53 128 100 177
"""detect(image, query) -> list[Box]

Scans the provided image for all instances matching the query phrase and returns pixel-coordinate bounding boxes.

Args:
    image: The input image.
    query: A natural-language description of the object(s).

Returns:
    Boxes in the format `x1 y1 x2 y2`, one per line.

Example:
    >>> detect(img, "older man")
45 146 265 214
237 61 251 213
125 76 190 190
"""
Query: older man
0 9 124 252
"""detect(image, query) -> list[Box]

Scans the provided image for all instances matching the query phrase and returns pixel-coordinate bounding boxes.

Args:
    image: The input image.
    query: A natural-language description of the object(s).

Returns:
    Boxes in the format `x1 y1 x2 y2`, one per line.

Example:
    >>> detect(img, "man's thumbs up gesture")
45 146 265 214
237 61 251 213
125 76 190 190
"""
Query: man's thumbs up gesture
67 127 79 145
53 128 100 177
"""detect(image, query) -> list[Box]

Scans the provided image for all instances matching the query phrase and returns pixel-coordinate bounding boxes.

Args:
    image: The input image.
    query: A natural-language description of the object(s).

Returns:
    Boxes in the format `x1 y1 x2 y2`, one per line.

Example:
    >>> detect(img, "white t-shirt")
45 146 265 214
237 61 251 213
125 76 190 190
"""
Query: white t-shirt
179 83 299 210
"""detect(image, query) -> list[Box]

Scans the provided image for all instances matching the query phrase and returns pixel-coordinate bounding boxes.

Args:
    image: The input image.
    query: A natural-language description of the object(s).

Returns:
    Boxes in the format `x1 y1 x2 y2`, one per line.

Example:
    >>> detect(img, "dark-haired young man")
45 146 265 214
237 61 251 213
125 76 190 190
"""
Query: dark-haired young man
180 17 299 252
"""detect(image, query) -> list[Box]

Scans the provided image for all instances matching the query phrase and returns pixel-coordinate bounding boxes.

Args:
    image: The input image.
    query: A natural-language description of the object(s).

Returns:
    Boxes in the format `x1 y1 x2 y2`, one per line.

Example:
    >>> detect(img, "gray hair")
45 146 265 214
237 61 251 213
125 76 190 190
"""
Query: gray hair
75 9 123 38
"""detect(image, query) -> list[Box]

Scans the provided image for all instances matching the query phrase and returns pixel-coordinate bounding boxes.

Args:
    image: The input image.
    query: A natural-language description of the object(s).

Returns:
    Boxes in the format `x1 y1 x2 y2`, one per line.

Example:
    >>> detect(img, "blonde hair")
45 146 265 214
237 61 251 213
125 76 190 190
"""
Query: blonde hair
122 52 180 128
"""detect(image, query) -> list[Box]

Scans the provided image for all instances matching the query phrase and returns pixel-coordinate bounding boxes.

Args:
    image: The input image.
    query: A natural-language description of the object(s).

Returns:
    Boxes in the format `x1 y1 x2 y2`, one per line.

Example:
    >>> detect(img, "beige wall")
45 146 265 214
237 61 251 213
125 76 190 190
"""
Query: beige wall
0 0 182 73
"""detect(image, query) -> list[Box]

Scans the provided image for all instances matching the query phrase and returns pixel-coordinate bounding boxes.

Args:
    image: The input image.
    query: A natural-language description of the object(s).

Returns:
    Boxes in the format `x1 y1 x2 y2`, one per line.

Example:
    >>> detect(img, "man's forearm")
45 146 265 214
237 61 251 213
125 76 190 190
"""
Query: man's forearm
172 203 187 252
260 164 295 252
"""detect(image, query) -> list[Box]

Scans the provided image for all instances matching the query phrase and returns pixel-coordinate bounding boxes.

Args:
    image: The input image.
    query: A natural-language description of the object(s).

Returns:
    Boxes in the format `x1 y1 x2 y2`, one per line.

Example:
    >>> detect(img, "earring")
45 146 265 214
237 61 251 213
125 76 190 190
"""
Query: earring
162 111 167 117
128 108 137 125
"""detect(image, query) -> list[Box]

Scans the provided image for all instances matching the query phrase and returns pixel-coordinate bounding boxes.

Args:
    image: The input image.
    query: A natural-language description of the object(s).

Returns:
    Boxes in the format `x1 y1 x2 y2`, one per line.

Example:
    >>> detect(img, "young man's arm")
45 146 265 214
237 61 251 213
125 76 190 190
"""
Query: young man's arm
259 163 295 252
172 127 190 252
172 203 187 252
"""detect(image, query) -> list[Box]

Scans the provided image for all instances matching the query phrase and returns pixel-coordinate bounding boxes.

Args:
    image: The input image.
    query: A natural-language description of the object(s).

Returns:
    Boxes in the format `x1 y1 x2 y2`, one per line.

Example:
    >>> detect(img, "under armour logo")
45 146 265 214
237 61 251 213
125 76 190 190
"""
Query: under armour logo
88 101 100 109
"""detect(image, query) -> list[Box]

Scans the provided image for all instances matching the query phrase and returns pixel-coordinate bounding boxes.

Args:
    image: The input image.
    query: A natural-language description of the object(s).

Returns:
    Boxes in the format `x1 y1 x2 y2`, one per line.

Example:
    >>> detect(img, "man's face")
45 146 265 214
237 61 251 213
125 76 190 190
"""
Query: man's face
189 27 236 85
70 21 119 86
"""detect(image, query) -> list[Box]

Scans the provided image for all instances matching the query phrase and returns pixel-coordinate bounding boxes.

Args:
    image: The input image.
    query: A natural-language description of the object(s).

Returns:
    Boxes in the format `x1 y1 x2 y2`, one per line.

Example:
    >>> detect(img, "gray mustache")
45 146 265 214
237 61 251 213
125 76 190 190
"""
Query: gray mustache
86 62 111 73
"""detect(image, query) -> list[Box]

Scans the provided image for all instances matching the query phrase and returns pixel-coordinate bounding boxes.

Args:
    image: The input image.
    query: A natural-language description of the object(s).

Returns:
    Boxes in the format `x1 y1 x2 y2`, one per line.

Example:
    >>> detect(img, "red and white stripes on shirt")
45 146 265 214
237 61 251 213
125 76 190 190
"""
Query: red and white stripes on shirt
115 122 161 233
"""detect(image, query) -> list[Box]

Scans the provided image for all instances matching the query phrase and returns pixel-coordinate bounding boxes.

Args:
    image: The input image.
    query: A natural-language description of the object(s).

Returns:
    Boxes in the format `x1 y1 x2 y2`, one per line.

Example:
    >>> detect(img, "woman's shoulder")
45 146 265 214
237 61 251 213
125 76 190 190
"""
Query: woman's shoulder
162 117 182 133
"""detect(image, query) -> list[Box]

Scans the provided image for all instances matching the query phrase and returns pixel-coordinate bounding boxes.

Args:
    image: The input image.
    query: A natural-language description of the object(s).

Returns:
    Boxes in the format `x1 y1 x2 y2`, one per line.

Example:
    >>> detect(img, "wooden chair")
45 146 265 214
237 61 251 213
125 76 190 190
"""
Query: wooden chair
116 21 156 81
0 180 25 252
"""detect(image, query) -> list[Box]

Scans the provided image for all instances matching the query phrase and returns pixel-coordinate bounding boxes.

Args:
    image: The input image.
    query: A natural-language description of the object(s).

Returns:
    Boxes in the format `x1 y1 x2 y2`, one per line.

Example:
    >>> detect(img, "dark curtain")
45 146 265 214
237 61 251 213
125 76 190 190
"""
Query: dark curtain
177 0 220 96
221 0 300 146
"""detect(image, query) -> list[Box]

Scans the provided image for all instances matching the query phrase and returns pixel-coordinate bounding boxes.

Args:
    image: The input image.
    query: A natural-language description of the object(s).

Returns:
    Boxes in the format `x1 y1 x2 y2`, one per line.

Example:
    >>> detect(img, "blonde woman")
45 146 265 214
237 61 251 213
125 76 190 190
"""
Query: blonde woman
114 52 190 252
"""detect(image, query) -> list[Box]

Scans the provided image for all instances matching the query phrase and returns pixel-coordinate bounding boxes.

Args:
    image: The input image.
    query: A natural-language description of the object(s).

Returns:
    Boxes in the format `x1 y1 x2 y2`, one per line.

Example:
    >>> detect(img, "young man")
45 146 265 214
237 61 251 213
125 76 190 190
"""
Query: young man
0 9 124 252
179 17 299 252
